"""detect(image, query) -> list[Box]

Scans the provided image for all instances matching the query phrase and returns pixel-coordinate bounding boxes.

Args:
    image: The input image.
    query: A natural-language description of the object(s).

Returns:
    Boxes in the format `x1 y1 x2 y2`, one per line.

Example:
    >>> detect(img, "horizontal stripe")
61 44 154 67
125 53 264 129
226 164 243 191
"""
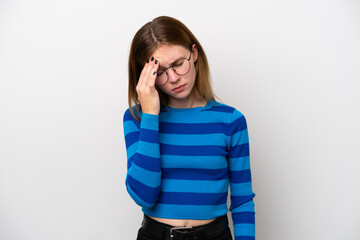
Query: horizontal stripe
232 211 255 224
229 169 252 183
140 113 159 130
127 153 160 172
162 167 228 180
143 203 228 219
159 110 232 123
229 143 250 158
126 175 160 205
160 143 227 156
228 156 251 171
124 131 139 149
234 236 255 240
230 194 256 210
137 141 160 158
157 191 227 205
123 109 139 122
230 129 249 147
139 129 158 143
159 122 230 135
161 155 228 169
230 182 253 196
229 115 247 135
126 182 152 208
231 200 255 213
159 133 226 146
233 223 255 237
127 162 161 188
123 120 139 135
161 179 229 193
203 105 234 113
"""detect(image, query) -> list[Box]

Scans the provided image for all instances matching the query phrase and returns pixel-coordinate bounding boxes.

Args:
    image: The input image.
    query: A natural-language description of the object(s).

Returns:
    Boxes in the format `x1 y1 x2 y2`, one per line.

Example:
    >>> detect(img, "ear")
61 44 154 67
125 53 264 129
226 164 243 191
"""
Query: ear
191 43 198 62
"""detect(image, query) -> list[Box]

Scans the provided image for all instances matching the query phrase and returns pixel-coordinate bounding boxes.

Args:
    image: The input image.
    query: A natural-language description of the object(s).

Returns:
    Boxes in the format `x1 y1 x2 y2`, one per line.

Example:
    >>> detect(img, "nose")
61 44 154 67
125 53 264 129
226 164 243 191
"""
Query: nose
167 67 180 83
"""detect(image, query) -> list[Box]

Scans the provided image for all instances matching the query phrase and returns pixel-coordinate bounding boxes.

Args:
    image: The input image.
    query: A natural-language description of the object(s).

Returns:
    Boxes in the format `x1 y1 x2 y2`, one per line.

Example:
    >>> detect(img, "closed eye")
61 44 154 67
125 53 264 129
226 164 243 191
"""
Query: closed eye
173 59 185 66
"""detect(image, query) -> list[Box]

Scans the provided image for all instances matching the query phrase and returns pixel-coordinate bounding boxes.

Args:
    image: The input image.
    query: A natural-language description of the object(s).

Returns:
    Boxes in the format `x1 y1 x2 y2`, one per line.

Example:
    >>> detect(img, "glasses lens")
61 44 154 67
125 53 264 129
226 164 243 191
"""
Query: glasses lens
173 58 190 75
155 70 168 86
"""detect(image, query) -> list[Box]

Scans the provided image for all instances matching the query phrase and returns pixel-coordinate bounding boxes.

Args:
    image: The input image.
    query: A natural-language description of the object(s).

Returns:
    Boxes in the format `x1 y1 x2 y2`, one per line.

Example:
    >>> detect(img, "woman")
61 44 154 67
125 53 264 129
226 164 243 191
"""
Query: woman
123 16 256 240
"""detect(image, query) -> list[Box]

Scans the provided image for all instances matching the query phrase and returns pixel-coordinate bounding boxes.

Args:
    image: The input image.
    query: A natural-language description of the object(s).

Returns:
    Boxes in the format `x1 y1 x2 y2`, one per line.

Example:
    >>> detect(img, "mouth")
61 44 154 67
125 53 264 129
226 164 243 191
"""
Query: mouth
172 84 186 91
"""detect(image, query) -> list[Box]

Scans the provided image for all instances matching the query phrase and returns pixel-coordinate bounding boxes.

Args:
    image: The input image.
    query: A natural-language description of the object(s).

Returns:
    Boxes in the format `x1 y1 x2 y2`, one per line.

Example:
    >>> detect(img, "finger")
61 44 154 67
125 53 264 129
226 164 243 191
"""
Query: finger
137 58 151 89
147 58 160 87
137 58 154 96
139 57 155 89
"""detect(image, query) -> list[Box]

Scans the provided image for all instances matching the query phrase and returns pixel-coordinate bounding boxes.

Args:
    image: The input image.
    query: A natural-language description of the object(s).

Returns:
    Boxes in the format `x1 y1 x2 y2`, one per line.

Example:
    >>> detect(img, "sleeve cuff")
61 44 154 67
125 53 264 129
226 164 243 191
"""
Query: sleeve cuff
140 113 159 130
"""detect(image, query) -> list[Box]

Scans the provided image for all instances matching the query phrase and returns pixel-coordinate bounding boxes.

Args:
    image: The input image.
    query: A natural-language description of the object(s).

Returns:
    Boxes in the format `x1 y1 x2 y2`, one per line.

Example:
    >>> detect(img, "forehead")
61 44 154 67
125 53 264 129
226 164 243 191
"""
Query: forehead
152 44 188 66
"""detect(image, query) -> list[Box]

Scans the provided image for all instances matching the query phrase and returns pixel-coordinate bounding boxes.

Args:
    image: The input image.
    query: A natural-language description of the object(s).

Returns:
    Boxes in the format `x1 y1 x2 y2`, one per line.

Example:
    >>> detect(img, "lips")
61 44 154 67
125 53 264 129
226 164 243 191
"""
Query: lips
172 84 186 91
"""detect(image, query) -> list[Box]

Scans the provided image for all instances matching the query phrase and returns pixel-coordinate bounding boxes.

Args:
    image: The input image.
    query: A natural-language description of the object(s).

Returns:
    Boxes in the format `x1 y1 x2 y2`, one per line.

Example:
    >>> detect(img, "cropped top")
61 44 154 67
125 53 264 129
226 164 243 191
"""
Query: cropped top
123 100 256 240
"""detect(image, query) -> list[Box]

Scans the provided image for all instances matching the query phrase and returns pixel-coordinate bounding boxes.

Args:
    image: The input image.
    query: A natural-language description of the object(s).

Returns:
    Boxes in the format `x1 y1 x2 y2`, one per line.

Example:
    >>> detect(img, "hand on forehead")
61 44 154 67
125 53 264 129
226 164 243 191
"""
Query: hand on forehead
152 45 189 68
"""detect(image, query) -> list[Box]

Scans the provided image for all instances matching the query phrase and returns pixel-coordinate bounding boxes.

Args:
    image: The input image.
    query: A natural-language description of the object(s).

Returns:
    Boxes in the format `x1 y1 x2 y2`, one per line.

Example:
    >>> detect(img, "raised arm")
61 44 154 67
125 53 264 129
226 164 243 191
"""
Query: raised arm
123 109 161 208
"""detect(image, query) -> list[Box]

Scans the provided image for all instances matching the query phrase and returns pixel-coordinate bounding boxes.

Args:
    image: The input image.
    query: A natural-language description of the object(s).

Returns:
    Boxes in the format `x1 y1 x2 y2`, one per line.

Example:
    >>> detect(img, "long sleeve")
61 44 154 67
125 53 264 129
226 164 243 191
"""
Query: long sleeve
123 108 162 208
228 109 256 240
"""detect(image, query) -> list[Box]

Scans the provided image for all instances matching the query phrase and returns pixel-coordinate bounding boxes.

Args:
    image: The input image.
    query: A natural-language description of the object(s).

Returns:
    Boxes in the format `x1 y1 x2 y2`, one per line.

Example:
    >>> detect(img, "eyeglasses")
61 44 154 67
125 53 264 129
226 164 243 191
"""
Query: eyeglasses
155 51 192 86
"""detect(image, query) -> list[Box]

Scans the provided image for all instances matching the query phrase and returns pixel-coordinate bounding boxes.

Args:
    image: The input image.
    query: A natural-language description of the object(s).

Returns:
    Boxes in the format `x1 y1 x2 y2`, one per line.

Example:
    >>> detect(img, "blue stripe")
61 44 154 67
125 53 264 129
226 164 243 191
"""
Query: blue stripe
157 192 228 205
230 194 256 210
159 111 232 123
162 167 228 180
234 236 255 240
232 211 255 224
126 182 153 208
228 156 250 171
124 132 139 149
137 141 160 158
230 169 252 183
123 109 134 121
161 155 228 169
230 182 253 196
230 130 249 147
143 203 228 219
126 175 160 205
160 122 229 135
229 143 250 158
140 113 159 130
139 129 158 143
161 179 229 193
123 120 139 135
233 223 255 237
230 115 247 134
128 153 161 172
160 143 227 156
127 163 161 188
159 133 226 146
231 200 255 213
203 105 234 113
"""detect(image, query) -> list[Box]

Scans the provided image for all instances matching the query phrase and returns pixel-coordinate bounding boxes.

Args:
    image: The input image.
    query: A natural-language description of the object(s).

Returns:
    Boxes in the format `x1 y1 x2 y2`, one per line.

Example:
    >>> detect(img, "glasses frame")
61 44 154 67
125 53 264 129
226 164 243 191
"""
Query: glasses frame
155 50 192 86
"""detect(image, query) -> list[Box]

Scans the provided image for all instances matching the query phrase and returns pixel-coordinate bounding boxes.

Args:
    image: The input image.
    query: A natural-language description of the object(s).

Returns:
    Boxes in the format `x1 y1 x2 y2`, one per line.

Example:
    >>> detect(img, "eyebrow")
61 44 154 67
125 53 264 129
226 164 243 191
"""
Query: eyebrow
158 56 186 69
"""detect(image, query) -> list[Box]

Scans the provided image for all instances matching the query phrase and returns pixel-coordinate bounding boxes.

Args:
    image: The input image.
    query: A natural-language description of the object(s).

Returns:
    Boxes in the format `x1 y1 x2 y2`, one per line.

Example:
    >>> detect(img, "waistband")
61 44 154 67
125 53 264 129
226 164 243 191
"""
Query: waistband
140 214 229 240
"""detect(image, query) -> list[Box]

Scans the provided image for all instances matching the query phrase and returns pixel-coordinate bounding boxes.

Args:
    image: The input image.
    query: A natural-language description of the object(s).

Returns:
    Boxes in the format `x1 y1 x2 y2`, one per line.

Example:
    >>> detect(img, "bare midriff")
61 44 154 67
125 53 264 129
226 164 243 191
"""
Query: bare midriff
149 216 217 227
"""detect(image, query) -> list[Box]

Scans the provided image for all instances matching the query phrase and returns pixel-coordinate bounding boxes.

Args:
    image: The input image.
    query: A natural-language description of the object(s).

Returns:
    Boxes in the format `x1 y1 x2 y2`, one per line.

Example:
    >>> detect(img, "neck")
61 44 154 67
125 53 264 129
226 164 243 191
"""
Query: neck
168 98 207 109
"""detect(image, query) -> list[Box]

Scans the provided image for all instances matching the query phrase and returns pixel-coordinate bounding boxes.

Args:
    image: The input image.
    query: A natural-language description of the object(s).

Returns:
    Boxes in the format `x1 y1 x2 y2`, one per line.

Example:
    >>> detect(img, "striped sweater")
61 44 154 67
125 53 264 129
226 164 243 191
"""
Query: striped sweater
123 100 256 240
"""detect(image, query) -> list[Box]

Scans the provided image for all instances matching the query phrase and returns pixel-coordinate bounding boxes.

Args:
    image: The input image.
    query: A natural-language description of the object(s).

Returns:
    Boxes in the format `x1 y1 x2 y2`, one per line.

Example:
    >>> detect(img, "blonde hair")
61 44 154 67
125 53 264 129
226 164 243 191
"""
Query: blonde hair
128 16 218 121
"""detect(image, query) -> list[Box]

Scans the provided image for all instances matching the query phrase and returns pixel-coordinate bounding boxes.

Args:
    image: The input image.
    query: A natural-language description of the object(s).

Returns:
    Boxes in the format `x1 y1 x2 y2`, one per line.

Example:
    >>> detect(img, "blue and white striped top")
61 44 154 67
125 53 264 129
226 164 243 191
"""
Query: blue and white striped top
123 99 256 240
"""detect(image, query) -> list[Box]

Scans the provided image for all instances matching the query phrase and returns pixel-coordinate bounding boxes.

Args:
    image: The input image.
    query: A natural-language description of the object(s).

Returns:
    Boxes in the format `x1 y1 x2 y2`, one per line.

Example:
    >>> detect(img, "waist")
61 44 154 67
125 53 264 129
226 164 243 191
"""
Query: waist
140 213 230 240
149 216 216 227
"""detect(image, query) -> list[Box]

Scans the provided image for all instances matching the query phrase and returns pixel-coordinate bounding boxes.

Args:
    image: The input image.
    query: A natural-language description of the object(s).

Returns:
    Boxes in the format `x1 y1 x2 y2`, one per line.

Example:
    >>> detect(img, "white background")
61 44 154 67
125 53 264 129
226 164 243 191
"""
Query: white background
1 0 359 239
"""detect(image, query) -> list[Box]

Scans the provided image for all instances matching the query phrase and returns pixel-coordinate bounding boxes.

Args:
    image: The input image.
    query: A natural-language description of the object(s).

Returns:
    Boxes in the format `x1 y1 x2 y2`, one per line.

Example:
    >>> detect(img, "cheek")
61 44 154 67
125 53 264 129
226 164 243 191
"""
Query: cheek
157 85 170 93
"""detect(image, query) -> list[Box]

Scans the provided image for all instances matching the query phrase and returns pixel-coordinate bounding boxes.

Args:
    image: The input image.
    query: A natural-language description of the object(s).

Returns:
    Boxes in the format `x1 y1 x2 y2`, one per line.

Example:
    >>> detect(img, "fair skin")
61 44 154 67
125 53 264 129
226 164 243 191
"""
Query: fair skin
136 44 214 227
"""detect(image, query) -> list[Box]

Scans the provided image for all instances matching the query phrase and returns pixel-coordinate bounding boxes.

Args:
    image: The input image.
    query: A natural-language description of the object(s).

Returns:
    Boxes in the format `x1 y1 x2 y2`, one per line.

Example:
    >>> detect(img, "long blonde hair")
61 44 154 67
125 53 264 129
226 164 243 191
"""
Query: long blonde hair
128 16 217 121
